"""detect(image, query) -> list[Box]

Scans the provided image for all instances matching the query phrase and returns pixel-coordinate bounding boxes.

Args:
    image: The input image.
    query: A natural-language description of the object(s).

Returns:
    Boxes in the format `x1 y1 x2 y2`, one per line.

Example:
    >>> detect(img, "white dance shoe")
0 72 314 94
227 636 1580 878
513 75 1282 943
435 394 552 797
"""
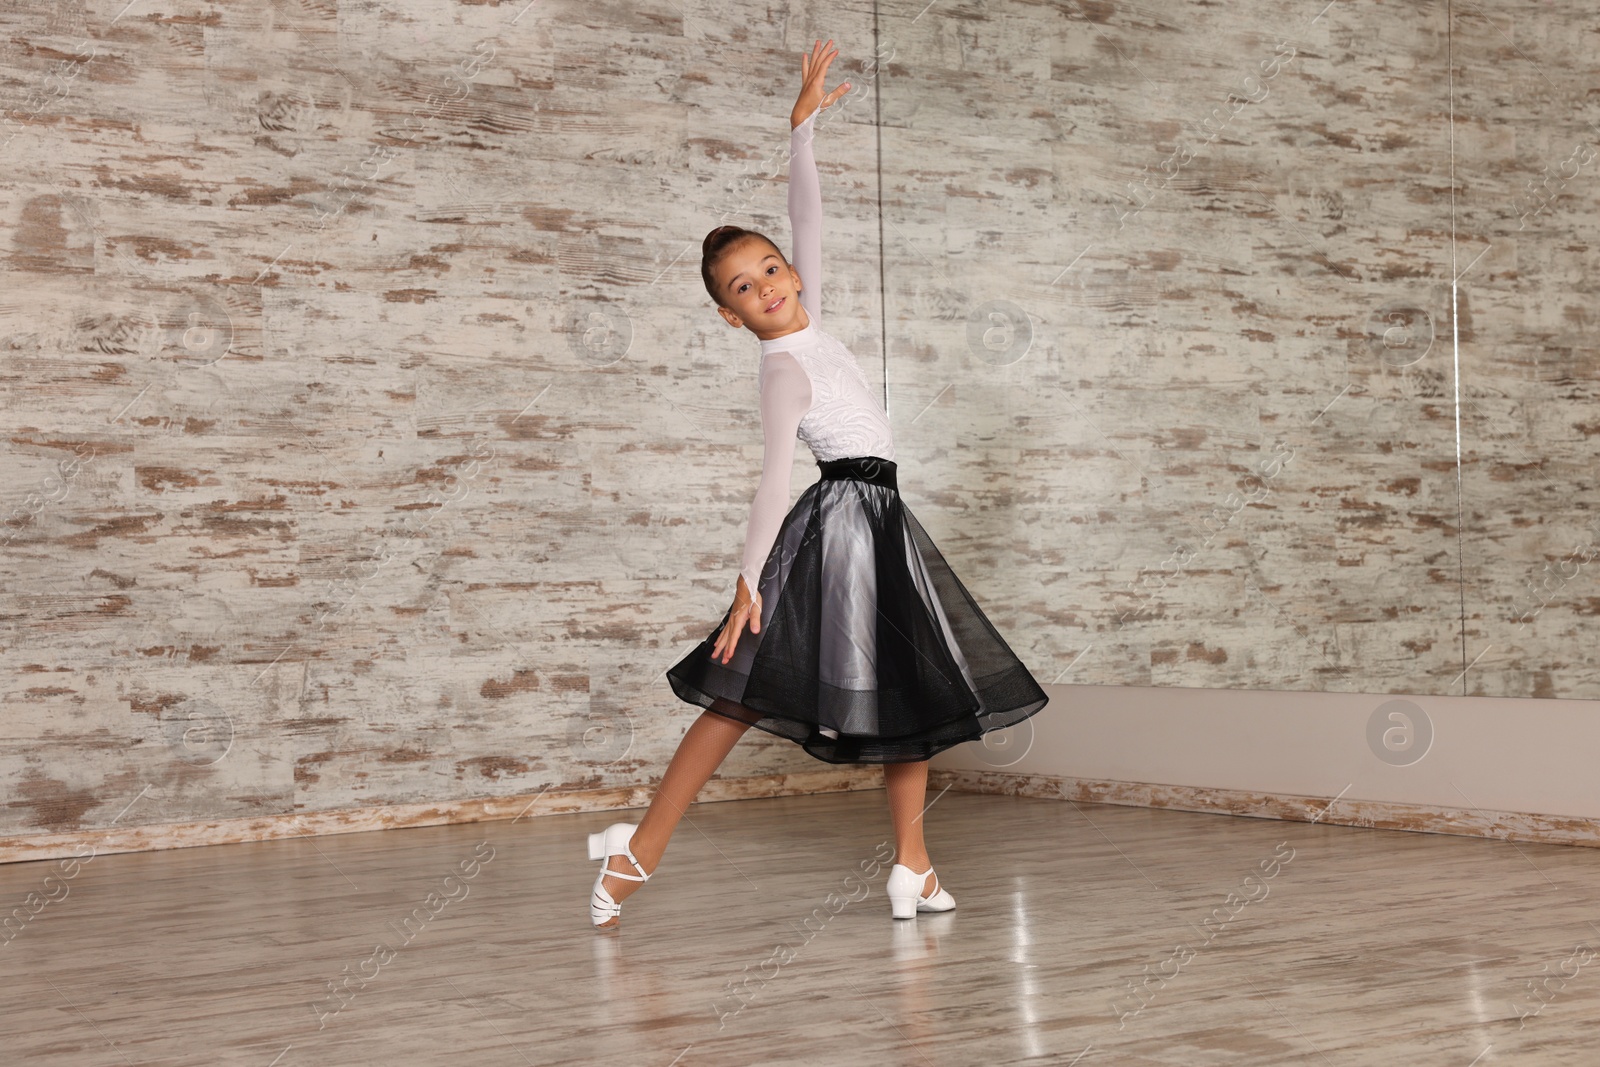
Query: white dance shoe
886 862 956 919
587 822 651 928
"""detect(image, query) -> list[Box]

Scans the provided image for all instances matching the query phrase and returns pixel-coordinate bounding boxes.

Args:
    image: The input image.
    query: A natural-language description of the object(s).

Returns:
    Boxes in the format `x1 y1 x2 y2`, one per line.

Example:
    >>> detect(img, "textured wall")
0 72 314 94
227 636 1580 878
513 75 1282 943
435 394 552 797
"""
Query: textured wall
871 0 1600 699
2 0 1596 844
0 0 879 842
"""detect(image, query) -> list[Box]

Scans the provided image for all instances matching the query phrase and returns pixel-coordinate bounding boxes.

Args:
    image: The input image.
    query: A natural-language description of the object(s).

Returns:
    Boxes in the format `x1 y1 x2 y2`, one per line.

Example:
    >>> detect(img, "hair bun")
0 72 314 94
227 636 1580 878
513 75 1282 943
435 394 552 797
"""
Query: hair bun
702 225 734 256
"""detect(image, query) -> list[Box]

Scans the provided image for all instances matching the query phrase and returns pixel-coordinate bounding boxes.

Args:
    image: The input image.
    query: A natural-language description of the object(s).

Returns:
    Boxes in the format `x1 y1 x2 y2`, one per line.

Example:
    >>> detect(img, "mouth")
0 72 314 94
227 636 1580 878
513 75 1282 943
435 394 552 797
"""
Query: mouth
764 296 785 314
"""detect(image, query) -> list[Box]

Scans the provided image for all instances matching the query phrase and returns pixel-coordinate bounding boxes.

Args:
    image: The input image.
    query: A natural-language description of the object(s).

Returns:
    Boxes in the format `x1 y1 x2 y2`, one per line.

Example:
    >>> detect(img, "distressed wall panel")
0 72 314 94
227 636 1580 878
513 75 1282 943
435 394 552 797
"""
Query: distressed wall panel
2 0 1597 847
0 0 874 842
876 0 1600 699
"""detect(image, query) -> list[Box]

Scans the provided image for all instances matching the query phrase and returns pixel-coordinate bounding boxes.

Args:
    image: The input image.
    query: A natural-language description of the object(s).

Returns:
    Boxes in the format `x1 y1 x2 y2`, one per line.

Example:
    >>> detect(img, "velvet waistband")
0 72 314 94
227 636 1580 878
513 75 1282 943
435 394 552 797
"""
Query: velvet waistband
816 456 897 491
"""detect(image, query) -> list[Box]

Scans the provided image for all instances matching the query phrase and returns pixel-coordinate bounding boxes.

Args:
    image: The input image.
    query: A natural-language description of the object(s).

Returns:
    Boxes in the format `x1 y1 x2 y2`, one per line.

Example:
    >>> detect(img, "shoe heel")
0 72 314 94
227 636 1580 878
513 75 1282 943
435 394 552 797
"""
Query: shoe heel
587 830 606 861
889 893 918 920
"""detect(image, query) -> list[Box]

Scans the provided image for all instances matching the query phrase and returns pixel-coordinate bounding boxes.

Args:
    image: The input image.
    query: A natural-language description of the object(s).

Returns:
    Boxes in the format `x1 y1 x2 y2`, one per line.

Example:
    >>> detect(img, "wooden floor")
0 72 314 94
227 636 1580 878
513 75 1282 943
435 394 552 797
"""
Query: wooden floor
2 790 1598 1066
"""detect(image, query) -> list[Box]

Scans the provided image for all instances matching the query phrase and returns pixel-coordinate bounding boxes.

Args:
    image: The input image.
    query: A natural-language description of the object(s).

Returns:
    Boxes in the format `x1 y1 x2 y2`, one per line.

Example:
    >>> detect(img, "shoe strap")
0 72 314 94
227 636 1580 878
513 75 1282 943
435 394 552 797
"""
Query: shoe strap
602 843 651 883
591 888 622 918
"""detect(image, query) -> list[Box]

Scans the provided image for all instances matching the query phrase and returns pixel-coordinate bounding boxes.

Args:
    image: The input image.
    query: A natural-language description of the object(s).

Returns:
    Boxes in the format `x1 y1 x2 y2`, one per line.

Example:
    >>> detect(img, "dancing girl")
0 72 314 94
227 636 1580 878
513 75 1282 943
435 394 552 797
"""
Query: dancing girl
586 39 1049 928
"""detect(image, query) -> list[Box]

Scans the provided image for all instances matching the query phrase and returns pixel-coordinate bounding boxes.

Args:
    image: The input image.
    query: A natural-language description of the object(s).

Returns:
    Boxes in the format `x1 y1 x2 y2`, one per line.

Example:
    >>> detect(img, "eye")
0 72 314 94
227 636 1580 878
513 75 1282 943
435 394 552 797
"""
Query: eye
738 265 779 295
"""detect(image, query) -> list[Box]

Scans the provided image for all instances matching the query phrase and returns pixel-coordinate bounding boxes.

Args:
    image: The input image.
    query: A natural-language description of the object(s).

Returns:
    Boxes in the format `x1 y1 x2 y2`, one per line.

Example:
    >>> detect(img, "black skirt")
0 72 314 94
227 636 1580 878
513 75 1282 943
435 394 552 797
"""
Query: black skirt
666 456 1049 764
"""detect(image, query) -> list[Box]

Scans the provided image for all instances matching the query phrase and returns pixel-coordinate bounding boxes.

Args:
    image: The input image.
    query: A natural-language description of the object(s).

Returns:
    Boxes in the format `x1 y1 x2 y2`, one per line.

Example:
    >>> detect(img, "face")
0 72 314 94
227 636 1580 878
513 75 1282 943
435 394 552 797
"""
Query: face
712 237 809 338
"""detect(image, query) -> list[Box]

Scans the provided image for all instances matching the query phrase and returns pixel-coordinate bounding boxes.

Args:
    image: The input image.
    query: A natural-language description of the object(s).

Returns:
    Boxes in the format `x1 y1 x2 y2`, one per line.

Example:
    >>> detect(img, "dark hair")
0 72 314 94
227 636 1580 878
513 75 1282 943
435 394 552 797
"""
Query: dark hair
701 225 783 309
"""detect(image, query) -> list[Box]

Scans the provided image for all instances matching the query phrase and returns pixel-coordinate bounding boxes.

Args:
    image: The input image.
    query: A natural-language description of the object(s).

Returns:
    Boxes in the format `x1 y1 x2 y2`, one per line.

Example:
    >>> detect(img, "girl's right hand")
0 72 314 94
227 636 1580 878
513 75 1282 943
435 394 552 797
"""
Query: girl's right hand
791 38 852 130
713 576 763 664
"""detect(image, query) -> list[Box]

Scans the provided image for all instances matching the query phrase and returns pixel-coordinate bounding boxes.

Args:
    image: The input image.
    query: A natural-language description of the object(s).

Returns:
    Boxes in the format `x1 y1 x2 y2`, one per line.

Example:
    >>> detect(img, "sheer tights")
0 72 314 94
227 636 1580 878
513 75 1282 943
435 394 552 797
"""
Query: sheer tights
596 700 937 924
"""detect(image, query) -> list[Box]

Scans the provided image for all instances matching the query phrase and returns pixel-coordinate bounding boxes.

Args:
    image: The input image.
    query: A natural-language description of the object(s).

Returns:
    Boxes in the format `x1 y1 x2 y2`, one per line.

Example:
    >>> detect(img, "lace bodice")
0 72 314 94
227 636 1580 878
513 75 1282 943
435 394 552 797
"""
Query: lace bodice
736 108 896 595
759 324 894 465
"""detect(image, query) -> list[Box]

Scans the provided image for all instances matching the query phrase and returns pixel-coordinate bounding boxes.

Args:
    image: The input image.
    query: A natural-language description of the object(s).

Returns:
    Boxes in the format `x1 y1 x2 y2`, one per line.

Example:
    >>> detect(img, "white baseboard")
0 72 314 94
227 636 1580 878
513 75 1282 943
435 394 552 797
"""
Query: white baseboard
932 682 1600 843
930 767 1600 847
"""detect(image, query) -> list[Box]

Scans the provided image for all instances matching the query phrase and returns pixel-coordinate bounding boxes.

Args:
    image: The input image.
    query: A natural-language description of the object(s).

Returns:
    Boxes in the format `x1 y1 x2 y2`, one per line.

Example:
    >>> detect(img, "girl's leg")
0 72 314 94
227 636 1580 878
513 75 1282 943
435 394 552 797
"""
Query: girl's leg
597 699 760 919
884 759 938 896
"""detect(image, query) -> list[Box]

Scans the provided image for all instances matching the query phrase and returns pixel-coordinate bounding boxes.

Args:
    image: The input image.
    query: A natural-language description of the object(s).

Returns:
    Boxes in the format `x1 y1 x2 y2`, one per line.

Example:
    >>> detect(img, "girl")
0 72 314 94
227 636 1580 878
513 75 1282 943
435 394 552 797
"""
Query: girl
586 39 1049 928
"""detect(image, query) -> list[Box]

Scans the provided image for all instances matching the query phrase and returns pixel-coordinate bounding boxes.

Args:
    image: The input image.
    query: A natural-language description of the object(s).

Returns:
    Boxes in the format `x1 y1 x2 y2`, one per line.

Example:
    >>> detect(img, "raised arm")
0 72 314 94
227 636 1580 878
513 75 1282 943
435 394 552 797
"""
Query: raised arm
789 107 823 328
710 42 849 665
738 350 813 595
786 39 849 330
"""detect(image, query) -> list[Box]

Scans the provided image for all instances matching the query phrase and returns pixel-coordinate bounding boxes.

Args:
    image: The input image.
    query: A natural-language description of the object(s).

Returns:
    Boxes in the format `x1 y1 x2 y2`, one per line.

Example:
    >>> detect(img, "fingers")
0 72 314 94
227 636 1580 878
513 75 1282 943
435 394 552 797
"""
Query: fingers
712 592 763 663
817 40 836 74
807 39 837 77
715 609 745 663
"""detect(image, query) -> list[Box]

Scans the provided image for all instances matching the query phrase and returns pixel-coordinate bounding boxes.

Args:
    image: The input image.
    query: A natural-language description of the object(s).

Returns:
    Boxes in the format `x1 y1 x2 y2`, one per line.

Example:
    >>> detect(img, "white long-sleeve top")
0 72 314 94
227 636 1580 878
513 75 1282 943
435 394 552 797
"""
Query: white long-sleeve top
736 107 896 595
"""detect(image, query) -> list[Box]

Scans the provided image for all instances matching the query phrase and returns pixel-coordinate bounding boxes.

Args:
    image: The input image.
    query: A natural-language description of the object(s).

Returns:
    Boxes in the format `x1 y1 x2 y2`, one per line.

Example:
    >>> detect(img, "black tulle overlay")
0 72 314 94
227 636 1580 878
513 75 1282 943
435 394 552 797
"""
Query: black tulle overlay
666 456 1049 763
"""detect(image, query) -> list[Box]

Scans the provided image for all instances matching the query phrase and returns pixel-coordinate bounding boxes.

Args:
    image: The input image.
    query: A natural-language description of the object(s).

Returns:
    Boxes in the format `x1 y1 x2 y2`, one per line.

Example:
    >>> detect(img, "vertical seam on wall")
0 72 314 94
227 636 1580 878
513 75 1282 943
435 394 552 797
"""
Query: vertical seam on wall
873 3 890 417
1448 0 1468 692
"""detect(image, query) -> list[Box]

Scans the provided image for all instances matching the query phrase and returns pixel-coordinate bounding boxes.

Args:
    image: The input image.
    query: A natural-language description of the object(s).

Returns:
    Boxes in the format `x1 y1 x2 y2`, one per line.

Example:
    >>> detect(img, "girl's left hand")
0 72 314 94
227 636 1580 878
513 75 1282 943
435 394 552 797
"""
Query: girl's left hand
712 576 762 664
791 38 851 130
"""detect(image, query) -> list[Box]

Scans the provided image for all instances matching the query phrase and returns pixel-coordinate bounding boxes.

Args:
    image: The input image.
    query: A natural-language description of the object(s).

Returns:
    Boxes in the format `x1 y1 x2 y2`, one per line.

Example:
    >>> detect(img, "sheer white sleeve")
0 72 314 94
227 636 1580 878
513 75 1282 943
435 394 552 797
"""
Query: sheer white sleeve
738 349 813 595
789 106 822 328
